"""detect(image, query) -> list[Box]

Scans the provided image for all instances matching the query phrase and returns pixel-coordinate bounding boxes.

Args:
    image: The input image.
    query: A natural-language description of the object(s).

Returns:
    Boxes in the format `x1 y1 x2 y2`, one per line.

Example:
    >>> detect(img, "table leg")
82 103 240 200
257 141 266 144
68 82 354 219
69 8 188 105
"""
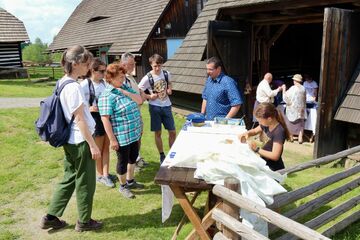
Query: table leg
170 185 211 240
171 191 200 240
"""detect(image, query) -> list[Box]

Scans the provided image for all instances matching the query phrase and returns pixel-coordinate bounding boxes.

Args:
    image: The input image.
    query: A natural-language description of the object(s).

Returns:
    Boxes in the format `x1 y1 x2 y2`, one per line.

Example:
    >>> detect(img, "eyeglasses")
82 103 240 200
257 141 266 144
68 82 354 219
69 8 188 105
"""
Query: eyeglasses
95 69 106 74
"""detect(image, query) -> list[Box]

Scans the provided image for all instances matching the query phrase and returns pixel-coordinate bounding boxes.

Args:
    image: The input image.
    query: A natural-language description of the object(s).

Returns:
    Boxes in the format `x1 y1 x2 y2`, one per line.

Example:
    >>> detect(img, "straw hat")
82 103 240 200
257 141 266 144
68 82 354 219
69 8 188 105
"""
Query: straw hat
292 74 303 82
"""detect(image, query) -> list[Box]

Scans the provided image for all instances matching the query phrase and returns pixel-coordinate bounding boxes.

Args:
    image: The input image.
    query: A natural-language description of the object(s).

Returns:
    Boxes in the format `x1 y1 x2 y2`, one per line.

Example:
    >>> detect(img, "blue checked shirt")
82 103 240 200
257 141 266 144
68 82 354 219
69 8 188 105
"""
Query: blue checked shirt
98 84 142 146
202 72 243 120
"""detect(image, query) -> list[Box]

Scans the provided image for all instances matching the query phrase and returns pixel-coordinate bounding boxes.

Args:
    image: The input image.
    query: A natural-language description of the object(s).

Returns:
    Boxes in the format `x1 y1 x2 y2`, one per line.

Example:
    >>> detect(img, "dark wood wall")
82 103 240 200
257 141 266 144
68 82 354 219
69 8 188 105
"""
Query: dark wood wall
139 0 201 76
0 42 23 67
315 8 360 157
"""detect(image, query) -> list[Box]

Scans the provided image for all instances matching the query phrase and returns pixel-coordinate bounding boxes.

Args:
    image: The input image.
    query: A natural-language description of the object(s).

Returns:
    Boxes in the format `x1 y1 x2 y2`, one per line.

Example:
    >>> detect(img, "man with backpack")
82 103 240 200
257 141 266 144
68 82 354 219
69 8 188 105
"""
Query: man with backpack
138 54 176 164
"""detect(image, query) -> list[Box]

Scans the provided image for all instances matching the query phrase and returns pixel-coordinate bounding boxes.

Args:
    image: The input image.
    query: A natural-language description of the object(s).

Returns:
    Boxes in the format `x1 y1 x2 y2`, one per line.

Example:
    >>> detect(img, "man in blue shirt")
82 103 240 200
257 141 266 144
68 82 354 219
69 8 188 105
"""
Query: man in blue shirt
201 57 243 120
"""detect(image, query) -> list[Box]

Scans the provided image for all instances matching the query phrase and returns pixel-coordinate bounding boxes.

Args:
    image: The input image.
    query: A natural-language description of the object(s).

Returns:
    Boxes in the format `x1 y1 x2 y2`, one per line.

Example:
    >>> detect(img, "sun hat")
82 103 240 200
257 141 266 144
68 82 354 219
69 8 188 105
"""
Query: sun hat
292 74 303 82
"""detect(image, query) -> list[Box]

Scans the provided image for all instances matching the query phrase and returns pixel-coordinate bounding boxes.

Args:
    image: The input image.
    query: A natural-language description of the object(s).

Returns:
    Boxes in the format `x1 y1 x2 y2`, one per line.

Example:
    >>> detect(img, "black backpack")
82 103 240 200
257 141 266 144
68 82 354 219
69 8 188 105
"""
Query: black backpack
147 70 169 92
35 80 75 147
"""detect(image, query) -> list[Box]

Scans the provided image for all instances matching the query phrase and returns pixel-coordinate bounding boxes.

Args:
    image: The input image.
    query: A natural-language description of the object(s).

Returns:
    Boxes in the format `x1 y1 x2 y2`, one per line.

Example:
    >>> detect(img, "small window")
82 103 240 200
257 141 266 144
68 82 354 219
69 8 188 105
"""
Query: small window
87 16 109 23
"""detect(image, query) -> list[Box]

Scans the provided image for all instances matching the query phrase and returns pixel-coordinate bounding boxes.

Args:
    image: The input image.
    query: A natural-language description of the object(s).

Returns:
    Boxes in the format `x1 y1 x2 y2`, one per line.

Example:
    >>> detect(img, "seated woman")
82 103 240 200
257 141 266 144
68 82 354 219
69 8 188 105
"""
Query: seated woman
238 102 290 171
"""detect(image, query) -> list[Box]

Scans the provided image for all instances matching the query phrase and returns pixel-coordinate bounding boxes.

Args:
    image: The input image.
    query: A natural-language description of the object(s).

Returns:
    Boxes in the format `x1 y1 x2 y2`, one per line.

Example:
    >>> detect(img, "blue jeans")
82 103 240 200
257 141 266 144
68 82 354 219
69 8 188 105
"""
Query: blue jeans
149 105 175 132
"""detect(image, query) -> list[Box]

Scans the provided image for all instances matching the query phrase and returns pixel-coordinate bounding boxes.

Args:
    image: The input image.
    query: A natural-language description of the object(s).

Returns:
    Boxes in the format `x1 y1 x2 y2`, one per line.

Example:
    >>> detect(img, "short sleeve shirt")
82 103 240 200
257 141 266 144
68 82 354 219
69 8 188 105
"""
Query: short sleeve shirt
303 80 318 102
80 79 106 106
260 124 285 171
59 76 95 144
138 70 172 107
98 84 142 146
202 73 243 120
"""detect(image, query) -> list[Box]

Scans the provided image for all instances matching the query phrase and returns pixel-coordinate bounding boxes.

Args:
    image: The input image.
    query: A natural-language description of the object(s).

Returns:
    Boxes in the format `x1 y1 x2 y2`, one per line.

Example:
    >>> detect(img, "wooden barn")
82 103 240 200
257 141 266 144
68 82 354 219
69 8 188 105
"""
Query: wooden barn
164 0 360 158
0 8 29 68
48 0 207 79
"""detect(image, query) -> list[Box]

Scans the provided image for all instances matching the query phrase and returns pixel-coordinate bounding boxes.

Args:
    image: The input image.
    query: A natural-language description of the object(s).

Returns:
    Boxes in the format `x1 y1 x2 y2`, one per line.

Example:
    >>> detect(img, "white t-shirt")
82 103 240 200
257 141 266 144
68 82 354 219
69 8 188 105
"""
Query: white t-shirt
303 80 318 102
256 79 280 103
138 70 172 107
59 76 95 144
80 78 106 106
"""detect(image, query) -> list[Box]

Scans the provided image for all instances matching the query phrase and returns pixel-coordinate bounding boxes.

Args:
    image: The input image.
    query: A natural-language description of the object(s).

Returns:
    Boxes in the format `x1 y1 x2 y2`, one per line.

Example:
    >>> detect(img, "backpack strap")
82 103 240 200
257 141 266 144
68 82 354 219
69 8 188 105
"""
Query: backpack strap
87 79 96 106
147 72 154 90
147 70 169 91
163 70 168 84
55 79 76 124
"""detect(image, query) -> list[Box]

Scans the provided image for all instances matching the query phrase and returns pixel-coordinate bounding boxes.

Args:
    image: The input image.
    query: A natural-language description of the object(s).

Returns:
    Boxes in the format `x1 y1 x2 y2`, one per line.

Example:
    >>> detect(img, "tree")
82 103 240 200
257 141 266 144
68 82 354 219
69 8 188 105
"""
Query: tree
22 37 52 64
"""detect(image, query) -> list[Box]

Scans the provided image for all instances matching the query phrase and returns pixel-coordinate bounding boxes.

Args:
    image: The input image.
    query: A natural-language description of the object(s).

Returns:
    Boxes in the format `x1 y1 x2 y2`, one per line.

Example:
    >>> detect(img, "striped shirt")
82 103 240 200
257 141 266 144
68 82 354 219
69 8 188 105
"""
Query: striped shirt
98 84 142 146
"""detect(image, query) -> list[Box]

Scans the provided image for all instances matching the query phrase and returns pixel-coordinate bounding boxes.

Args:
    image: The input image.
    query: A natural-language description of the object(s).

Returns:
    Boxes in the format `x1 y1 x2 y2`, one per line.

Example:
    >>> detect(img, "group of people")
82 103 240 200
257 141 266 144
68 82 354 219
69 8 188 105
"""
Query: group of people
255 72 318 143
40 46 177 232
39 45 318 232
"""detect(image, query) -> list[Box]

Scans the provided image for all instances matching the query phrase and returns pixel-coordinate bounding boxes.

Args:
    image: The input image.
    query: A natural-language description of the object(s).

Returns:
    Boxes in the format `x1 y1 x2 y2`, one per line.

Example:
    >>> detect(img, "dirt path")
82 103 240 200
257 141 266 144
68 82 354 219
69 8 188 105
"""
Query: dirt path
0 98 43 109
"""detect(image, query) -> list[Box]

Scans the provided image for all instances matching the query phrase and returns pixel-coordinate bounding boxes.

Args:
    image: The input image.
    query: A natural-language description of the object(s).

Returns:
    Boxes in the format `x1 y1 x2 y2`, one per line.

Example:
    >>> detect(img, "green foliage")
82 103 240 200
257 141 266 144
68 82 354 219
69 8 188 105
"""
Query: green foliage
22 37 51 64
51 52 62 63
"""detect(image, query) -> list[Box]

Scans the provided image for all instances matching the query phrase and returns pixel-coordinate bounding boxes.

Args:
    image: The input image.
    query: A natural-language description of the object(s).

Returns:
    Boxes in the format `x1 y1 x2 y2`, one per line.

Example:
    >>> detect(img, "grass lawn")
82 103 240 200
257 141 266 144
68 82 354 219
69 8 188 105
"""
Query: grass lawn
0 80 359 239
0 79 54 98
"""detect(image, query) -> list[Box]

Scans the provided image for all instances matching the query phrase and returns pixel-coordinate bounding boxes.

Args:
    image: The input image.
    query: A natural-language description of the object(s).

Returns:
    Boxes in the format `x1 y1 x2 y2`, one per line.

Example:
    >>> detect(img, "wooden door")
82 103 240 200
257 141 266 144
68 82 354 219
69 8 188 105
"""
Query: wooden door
315 8 360 157
207 20 252 124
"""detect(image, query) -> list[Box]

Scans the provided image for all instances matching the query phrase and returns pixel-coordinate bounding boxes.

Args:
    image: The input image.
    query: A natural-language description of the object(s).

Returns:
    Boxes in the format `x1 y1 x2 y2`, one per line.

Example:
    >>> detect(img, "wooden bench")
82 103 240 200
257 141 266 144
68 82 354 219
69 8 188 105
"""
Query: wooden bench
211 145 360 239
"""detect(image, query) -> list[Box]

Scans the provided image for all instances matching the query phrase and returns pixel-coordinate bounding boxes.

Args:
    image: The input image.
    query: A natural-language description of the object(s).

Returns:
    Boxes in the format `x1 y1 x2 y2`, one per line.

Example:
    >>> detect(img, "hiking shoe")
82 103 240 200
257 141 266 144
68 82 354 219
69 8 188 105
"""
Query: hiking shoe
75 219 103 232
103 176 115 188
160 153 166 164
126 180 144 190
134 165 141 173
136 158 149 168
119 186 135 199
96 176 103 183
40 216 67 230
109 174 118 182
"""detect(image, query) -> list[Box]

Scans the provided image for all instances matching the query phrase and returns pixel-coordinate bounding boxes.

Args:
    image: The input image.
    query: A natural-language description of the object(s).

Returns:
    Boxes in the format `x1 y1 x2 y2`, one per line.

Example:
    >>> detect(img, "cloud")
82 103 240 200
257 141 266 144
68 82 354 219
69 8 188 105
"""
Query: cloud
0 0 81 44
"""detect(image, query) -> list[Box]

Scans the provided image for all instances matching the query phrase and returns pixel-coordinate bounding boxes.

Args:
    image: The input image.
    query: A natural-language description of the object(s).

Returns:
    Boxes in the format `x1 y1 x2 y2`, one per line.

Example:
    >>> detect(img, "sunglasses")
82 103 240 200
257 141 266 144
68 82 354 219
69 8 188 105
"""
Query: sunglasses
95 69 106 74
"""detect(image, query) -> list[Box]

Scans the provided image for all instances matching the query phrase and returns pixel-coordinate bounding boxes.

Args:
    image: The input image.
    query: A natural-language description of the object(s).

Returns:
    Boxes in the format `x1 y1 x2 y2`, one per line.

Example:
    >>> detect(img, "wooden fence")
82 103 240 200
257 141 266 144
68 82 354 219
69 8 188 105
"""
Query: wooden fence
212 145 360 239
25 66 63 80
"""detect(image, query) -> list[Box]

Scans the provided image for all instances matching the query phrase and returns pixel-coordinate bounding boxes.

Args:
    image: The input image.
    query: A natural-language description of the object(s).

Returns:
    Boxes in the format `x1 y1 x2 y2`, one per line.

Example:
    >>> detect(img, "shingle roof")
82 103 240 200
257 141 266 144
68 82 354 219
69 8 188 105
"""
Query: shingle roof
48 0 171 53
335 62 360 124
164 0 274 94
0 8 29 42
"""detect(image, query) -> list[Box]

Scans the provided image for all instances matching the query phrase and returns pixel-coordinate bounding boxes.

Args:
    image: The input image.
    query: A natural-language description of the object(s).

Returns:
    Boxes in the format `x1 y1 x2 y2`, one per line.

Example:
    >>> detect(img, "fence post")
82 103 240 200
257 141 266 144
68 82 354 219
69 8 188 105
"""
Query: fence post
52 67 55 80
223 177 240 239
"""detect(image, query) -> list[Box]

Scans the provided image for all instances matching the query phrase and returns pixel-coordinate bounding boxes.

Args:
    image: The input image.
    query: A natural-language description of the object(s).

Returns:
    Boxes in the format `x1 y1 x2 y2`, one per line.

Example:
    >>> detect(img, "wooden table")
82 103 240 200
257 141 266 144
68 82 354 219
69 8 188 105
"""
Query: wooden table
155 166 215 240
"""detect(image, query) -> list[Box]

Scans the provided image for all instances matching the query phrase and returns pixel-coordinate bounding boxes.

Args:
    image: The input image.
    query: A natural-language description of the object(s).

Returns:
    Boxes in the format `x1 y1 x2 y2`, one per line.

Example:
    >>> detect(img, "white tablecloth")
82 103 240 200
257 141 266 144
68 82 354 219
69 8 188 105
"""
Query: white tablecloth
160 123 287 236
305 108 317 134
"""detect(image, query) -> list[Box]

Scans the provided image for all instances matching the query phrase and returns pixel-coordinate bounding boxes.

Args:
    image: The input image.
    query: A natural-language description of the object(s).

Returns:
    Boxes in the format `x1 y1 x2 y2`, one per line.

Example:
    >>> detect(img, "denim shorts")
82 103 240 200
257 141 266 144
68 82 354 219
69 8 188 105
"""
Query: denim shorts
149 105 175 132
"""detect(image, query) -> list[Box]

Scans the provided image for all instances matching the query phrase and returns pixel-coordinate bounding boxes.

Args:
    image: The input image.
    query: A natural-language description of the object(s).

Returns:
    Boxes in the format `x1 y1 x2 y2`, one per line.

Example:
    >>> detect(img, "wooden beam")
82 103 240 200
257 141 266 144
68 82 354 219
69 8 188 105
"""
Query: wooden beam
278 195 360 240
221 0 357 16
212 208 269 240
278 145 360 174
269 177 360 234
213 185 330 240
322 210 360 237
271 165 360 209
267 24 288 47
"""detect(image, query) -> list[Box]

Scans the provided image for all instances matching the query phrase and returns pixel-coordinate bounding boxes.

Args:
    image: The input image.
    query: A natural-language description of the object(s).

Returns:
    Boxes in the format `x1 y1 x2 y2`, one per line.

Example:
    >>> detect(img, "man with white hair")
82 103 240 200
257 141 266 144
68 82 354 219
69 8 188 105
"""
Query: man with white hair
121 52 148 168
256 72 282 104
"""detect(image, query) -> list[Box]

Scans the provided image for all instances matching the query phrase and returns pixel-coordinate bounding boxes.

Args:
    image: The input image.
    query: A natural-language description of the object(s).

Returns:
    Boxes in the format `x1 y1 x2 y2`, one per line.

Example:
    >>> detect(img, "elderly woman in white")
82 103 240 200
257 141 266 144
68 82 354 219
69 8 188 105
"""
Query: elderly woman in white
282 74 306 143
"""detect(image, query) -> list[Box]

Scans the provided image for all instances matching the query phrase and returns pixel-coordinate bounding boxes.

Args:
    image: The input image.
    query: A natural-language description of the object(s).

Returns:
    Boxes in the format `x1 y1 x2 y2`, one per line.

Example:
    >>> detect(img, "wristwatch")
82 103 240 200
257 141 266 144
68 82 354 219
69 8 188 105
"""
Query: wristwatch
254 146 260 153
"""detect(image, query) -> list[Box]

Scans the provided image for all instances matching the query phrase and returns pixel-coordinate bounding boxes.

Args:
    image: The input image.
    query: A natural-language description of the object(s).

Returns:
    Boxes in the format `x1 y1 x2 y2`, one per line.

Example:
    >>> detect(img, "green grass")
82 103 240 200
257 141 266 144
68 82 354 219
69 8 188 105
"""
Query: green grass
0 79 54 97
0 82 359 239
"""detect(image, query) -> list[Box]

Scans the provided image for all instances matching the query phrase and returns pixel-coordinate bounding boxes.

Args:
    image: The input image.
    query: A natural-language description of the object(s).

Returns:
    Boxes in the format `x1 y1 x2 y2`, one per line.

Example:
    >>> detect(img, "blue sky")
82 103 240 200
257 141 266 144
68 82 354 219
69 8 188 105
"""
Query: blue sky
0 0 82 44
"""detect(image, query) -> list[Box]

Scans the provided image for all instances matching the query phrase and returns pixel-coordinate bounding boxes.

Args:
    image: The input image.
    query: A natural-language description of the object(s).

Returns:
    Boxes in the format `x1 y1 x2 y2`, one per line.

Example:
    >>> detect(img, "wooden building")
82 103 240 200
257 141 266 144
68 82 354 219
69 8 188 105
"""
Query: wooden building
164 0 360 158
0 8 29 68
48 0 207 79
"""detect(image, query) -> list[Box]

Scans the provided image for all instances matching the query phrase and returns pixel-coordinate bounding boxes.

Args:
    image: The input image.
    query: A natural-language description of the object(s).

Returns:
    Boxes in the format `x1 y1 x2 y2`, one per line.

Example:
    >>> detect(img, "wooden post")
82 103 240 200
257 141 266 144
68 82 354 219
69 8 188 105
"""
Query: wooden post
223 177 240 240
52 67 55 80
